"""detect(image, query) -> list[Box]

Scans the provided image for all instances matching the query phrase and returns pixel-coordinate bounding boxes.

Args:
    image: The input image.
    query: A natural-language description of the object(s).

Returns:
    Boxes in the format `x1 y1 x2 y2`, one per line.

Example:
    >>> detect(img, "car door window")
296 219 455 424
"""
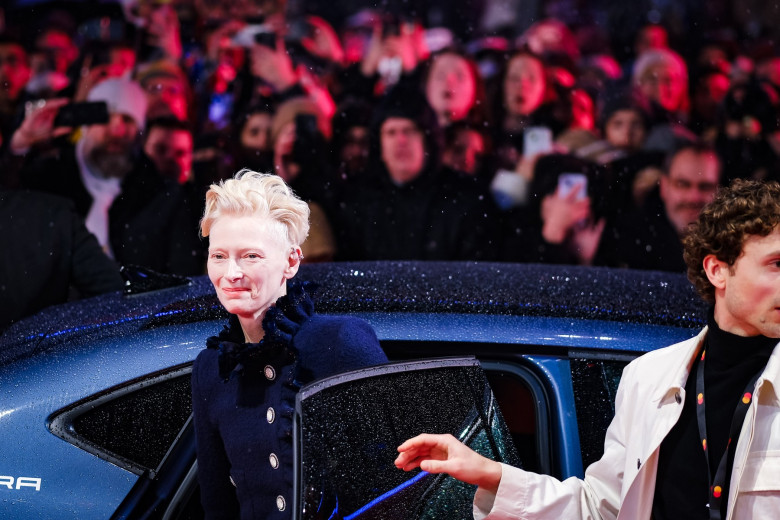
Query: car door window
570 358 628 468
295 357 522 520
49 365 193 476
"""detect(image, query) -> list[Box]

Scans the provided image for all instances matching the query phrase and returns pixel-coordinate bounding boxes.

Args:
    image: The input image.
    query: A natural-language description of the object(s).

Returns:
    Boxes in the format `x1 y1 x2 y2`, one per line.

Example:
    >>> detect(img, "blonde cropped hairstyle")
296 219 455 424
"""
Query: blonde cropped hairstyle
200 170 310 247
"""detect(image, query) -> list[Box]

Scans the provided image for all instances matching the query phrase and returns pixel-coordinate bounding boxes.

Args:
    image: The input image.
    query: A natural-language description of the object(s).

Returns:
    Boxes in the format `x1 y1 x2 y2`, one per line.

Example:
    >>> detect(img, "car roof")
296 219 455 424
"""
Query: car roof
0 261 707 361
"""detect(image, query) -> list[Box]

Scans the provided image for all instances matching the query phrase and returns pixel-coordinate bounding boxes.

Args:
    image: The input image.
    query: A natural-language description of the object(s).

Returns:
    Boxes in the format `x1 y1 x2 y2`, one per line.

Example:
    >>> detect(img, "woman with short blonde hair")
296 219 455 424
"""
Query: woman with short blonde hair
192 169 387 519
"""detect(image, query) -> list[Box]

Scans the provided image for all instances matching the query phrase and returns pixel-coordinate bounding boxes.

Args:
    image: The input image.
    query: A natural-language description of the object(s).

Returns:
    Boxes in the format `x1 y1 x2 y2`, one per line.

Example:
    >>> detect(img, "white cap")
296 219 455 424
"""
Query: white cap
87 78 148 128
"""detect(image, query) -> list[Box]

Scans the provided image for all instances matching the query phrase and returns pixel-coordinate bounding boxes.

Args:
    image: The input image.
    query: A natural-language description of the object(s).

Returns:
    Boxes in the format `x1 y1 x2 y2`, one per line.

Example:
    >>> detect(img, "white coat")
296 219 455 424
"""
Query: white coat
474 328 780 519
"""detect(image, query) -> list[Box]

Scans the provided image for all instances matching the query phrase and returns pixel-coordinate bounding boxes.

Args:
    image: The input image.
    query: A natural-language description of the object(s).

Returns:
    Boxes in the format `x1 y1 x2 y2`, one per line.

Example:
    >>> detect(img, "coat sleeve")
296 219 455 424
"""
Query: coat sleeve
67 201 124 297
191 352 241 520
296 315 388 380
472 366 635 520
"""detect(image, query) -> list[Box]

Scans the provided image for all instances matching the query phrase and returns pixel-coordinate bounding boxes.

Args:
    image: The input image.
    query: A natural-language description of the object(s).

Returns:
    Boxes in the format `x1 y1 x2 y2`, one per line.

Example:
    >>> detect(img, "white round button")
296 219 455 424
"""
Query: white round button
266 407 275 424
269 453 279 469
276 495 286 511
264 365 276 380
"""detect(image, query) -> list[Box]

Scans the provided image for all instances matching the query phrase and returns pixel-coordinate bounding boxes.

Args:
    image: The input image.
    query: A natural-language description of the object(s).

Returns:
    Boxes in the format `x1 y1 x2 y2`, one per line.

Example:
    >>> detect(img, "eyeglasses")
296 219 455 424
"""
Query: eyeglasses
144 82 184 97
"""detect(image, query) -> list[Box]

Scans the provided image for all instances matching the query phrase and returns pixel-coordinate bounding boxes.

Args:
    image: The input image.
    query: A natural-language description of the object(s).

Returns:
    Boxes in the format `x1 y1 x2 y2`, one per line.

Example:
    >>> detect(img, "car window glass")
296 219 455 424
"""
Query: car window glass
570 358 627 468
296 358 521 519
50 367 193 475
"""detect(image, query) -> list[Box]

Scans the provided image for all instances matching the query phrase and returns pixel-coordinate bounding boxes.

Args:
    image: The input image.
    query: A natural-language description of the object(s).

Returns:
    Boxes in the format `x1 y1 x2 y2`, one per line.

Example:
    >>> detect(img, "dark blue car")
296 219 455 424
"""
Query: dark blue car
0 262 707 519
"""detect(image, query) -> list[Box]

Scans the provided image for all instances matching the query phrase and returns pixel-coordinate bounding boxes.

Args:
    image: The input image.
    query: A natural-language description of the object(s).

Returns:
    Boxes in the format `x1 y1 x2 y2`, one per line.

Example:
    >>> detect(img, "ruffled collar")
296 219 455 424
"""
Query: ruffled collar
207 280 317 381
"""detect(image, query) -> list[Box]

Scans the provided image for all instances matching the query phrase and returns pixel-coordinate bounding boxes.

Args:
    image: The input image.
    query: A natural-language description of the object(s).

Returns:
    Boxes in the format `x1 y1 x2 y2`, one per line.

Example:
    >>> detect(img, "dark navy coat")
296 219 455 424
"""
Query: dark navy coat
192 281 387 519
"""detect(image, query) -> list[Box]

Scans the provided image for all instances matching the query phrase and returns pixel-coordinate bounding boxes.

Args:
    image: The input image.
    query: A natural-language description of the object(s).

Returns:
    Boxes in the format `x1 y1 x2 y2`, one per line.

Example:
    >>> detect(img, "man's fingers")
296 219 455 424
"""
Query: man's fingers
419 459 449 474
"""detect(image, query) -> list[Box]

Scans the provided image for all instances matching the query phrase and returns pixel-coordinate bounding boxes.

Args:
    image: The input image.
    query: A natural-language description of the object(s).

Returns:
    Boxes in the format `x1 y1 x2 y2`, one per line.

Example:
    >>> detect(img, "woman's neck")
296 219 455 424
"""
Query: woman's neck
238 315 265 343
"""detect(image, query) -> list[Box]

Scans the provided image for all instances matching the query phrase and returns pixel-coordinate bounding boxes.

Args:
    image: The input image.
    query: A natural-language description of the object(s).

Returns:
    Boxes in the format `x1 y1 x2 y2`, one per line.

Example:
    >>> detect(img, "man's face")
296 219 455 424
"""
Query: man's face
709 228 780 337
660 149 720 235
340 125 370 175
638 63 685 113
0 43 31 103
144 127 193 184
380 117 425 184
82 112 140 178
605 109 646 150
35 30 78 74
143 76 188 120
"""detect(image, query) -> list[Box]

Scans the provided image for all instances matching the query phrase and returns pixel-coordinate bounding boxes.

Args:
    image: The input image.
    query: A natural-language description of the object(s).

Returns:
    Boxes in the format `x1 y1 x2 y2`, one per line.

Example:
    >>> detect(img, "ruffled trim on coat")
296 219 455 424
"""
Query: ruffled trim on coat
207 280 317 381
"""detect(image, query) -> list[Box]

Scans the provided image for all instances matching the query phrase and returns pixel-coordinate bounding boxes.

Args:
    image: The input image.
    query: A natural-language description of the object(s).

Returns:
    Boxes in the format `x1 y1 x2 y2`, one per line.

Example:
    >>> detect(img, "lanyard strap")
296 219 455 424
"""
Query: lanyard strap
695 348 761 520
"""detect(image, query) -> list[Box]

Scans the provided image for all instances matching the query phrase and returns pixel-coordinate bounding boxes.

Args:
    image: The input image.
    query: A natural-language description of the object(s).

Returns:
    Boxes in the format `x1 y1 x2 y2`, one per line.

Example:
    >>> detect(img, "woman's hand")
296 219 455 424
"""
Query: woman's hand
395 433 502 494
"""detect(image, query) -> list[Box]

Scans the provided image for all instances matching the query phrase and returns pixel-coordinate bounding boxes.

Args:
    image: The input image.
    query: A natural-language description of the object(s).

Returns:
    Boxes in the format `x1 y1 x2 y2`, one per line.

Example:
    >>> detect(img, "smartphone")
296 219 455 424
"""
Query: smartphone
523 126 553 157
232 24 275 47
54 101 109 127
557 173 588 200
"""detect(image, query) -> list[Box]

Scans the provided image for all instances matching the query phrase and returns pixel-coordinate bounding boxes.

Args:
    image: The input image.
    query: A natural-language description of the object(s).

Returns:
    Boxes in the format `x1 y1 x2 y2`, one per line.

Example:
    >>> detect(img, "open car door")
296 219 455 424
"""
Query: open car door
294 357 521 520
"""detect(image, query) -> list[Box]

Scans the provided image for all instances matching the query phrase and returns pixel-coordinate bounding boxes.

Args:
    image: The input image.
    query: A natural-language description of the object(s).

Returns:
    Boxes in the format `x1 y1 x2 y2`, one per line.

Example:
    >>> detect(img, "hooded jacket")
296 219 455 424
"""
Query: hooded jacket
333 85 499 261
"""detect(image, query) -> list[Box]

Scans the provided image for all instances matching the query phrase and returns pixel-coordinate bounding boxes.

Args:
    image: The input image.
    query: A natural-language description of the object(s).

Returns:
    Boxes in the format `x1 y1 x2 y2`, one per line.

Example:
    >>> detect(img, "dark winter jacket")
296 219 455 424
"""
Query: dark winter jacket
0 190 123 330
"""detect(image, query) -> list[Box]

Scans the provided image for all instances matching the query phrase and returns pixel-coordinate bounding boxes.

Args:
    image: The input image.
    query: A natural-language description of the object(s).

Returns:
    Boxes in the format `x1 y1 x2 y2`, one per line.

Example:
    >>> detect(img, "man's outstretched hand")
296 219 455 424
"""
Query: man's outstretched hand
395 433 502 494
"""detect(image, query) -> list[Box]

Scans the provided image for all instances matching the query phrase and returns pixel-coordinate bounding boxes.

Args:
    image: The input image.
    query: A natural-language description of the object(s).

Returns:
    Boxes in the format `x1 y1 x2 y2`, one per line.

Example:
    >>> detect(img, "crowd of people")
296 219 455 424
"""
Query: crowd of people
2 0 780 324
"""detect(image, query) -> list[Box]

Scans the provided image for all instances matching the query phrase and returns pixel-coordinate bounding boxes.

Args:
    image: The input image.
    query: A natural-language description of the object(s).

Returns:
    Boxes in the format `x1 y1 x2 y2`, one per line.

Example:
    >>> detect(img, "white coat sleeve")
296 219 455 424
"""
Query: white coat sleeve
472 362 638 520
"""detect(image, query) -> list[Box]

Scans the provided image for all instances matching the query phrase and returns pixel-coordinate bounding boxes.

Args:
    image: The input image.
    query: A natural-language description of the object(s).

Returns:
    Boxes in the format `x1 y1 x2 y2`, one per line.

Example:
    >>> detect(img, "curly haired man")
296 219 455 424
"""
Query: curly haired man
396 179 780 519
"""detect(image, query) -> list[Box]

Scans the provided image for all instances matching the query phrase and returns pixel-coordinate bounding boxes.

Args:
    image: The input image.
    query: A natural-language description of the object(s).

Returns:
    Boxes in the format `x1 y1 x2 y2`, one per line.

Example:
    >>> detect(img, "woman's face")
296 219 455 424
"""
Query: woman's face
605 109 646 150
504 55 546 116
241 112 273 151
637 62 685 112
207 214 298 321
426 53 477 124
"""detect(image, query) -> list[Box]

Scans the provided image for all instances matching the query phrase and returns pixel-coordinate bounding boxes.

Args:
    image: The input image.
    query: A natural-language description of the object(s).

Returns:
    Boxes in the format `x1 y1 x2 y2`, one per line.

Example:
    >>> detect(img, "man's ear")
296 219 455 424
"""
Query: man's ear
283 246 302 279
702 254 728 290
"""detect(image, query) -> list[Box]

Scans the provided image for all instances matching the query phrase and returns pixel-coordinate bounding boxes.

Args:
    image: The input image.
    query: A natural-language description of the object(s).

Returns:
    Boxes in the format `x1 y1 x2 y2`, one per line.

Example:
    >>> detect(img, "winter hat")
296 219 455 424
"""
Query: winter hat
135 59 187 87
599 94 651 132
370 84 441 151
87 77 148 128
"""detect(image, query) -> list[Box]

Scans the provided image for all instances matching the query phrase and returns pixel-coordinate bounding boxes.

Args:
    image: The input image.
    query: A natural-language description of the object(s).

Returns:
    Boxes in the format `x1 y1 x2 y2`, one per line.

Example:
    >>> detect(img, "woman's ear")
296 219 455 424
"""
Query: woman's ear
283 246 302 279
702 254 727 291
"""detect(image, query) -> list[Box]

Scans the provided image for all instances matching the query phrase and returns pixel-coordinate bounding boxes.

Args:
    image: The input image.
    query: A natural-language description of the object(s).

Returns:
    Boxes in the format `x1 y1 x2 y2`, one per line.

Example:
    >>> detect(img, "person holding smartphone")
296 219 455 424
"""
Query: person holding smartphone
500 154 608 266
13 78 203 276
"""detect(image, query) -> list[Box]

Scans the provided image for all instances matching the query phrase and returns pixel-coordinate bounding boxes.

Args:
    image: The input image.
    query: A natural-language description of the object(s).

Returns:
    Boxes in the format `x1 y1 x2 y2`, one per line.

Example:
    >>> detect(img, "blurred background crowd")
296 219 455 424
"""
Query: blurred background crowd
2 0 780 325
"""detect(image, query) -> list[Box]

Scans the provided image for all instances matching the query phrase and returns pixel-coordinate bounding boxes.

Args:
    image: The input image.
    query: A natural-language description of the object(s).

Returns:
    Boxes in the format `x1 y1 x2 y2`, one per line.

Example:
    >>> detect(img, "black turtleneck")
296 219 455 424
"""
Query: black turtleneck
653 308 777 519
